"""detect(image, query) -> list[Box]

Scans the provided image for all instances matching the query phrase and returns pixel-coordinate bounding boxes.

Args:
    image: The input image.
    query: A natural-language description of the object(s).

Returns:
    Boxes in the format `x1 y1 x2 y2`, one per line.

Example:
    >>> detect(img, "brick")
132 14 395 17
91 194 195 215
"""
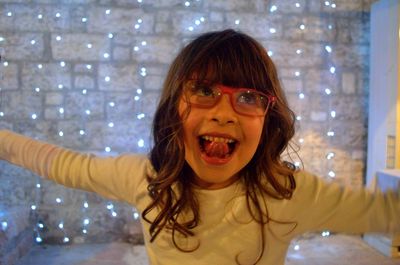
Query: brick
204 0 259 11
2 91 43 120
143 75 164 91
98 63 139 91
51 34 111 61
21 63 71 91
304 69 340 93
0 33 45 60
64 91 105 120
74 75 95 89
87 7 155 34
268 0 306 13
342 72 356 94
224 12 282 39
45 92 64 105
311 111 328 122
105 92 137 119
1 5 72 32
113 46 131 61
0 62 18 90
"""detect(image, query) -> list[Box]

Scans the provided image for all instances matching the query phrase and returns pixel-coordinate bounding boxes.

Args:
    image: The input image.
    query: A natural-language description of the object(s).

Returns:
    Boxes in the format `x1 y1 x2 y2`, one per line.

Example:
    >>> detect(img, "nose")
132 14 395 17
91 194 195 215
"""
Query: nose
209 94 238 124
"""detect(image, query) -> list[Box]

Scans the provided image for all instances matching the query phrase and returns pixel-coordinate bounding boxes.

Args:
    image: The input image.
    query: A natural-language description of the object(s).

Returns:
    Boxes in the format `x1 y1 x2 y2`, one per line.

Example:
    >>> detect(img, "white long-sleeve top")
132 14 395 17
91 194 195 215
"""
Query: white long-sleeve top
1 130 399 265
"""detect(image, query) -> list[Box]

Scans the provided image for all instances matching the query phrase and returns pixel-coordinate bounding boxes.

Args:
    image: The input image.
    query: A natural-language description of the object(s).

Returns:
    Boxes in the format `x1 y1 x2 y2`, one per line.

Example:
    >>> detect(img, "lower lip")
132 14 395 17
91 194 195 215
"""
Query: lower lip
200 152 233 166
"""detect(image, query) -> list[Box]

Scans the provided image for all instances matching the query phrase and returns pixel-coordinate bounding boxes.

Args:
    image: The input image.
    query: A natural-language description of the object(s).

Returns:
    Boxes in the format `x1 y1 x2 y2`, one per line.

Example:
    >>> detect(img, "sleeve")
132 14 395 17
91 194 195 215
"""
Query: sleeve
0 130 151 206
290 171 400 235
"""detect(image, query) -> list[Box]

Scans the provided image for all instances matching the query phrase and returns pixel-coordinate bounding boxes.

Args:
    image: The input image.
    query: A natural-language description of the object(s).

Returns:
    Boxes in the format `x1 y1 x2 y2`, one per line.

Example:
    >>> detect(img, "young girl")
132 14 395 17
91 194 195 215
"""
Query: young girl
0 29 399 265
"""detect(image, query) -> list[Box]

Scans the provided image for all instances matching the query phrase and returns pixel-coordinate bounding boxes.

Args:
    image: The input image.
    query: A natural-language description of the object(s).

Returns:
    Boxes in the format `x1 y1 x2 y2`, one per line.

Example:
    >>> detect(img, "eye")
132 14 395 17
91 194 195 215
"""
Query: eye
237 91 259 105
192 83 216 97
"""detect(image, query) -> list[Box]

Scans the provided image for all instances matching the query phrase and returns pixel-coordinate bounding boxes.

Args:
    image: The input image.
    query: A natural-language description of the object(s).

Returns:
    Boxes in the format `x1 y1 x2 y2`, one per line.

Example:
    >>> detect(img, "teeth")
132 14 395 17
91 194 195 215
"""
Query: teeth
201 135 235 143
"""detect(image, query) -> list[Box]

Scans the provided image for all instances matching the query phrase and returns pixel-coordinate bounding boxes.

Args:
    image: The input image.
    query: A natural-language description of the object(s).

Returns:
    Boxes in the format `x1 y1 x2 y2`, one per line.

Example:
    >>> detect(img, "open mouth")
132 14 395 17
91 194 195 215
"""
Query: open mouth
198 135 237 159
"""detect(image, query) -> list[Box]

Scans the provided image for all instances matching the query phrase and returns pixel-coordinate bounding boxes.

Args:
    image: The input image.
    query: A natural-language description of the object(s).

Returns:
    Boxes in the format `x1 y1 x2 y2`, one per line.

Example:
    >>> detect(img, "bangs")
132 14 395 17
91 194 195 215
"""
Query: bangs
181 31 273 94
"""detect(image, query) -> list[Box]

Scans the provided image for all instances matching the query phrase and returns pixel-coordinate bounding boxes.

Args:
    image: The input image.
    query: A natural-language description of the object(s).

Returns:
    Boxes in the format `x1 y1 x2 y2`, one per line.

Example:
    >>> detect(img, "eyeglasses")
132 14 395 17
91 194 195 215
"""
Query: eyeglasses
183 81 276 117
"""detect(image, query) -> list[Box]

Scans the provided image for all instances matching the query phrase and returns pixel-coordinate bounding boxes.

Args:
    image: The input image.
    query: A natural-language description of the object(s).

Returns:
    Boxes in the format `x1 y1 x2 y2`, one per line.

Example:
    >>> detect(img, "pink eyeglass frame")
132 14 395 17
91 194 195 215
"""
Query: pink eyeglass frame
185 83 277 117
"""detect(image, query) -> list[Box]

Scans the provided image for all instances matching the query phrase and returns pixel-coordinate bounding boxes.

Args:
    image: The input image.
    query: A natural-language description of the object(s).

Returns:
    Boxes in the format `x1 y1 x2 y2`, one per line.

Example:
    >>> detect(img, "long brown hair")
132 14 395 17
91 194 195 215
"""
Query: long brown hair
142 29 297 264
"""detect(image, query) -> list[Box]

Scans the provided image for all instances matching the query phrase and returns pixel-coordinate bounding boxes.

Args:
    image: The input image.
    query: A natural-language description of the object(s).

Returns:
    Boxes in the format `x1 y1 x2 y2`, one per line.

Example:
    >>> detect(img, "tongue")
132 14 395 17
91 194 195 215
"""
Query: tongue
204 141 230 158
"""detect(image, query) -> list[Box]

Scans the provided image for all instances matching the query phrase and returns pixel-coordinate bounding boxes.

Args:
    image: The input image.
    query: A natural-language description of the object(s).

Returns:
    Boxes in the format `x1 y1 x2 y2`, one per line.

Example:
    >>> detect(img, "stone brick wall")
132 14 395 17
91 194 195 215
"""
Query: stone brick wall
0 0 377 248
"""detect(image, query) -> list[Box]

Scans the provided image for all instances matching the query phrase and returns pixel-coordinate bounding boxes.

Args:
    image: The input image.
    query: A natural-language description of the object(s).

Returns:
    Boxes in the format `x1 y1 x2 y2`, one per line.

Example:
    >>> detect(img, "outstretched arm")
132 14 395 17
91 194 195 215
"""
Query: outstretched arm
0 130 150 206
0 130 62 178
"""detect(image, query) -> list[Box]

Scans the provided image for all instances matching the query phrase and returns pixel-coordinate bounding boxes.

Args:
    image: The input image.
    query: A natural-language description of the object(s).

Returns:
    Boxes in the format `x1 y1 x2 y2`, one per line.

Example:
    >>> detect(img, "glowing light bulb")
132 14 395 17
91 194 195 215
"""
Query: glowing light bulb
299 24 305 30
63 237 69 243
60 61 66 67
294 244 300 251
1 221 8 231
38 14 43 19
105 146 111 152
31 114 37 119
296 49 302 54
79 130 85 135
109 102 115 107
31 205 37 210
87 43 93 49
31 40 36 45
108 33 113 38
328 171 335 178
330 111 336 118
56 197 62 203
325 88 331 95
83 202 89 208
36 184 41 188
133 46 139 52
326 152 335 159
299 93 305 99
105 76 110 82
103 53 110 58
325 45 332 53
133 212 140 219
36 236 42 243
59 108 64 114
81 17 87 23
235 19 240 25
105 9 111 15
330 66 336 74
270 5 277 12
108 122 114 128
327 131 335 137
107 203 114 210
83 218 90 225
295 71 300 77
185 1 190 7
138 139 145 147
267 51 273 56
269 28 276 34
56 36 62 41
58 222 64 229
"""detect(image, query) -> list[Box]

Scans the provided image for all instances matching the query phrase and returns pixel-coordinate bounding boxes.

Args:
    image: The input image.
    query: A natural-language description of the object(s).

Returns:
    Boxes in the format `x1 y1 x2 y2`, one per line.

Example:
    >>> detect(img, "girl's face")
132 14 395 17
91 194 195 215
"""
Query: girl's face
178 82 265 189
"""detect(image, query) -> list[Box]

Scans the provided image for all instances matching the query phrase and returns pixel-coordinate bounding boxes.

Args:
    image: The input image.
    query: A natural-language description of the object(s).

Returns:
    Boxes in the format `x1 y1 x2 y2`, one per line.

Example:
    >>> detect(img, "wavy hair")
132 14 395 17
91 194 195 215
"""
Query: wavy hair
142 29 297 264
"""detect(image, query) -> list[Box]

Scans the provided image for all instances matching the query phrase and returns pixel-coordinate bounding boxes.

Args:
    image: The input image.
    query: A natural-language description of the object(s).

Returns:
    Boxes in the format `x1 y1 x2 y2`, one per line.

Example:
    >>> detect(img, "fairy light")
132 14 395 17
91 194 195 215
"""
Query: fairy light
270 5 277 12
